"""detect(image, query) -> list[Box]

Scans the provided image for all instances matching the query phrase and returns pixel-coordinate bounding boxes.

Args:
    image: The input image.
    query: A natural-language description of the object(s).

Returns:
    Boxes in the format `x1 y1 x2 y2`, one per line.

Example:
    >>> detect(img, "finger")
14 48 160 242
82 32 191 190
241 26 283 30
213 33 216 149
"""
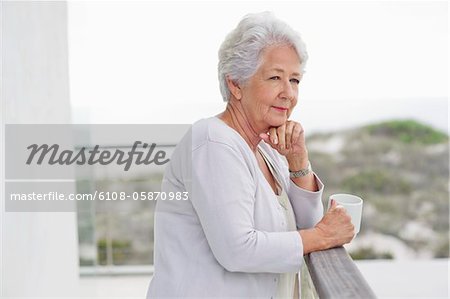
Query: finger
327 199 338 213
259 132 270 143
330 201 345 213
261 132 278 150
285 121 295 149
277 125 286 150
335 204 345 210
333 204 346 212
291 122 303 145
269 127 278 145
330 198 337 209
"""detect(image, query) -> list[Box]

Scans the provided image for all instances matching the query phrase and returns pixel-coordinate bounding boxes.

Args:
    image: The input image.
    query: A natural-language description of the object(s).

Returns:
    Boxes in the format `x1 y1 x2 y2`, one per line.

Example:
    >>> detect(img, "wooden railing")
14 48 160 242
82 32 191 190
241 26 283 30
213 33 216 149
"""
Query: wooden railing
304 246 377 298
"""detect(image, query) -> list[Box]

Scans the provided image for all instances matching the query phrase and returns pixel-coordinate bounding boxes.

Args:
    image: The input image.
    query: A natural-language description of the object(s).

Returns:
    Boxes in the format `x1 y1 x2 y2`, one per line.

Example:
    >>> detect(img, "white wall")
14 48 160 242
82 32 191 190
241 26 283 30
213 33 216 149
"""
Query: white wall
1 2 79 297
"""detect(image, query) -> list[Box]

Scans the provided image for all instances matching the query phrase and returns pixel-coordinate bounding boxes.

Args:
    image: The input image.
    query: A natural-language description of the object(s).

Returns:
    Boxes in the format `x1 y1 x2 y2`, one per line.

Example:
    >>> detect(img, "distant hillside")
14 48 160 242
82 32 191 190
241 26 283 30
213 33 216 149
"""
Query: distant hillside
308 119 449 259
365 119 448 145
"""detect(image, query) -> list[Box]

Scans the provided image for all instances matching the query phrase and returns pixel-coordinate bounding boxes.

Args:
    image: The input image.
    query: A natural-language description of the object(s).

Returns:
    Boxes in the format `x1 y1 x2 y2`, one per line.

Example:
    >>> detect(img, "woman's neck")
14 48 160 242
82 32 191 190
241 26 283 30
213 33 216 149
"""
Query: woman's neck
218 101 265 152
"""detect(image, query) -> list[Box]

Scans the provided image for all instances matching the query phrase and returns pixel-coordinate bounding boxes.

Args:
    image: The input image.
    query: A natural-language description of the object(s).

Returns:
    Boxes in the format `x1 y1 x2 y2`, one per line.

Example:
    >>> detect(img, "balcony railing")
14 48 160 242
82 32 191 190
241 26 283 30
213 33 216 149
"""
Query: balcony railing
304 246 377 298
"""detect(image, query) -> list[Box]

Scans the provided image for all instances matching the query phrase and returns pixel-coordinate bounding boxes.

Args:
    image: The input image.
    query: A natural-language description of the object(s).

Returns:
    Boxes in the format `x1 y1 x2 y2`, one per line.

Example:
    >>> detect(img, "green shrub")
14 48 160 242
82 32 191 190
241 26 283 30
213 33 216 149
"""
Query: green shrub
342 170 411 195
350 247 394 260
365 119 448 145
97 238 132 265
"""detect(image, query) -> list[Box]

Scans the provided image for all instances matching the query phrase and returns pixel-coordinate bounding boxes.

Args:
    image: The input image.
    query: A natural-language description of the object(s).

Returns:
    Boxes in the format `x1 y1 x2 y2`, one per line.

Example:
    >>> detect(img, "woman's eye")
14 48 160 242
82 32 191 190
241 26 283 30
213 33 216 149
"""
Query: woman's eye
270 76 280 80
290 78 300 85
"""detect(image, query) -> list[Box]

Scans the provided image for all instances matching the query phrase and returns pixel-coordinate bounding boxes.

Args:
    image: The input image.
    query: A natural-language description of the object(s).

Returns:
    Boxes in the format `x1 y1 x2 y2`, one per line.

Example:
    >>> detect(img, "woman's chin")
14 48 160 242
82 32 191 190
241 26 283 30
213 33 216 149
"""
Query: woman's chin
268 117 288 127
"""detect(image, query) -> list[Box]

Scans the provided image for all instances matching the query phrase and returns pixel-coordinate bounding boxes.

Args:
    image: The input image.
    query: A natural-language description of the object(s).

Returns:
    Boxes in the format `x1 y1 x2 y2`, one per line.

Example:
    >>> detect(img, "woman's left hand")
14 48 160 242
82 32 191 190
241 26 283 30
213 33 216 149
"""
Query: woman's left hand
261 120 317 191
259 120 308 163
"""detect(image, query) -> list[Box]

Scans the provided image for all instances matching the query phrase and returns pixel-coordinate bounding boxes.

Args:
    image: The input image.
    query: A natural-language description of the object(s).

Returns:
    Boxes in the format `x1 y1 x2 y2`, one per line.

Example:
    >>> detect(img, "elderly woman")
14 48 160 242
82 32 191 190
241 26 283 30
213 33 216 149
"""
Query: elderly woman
147 12 354 298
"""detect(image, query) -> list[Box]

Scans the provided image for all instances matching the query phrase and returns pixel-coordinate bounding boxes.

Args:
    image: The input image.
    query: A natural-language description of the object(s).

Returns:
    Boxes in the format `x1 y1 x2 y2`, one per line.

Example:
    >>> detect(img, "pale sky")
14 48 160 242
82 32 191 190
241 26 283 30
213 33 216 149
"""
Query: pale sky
68 1 448 133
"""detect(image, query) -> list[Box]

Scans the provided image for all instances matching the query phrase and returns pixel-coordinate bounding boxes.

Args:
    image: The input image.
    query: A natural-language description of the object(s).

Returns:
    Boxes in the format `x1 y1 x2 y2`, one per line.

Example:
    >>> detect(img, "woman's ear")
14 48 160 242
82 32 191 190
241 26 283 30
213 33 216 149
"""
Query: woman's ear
226 76 242 100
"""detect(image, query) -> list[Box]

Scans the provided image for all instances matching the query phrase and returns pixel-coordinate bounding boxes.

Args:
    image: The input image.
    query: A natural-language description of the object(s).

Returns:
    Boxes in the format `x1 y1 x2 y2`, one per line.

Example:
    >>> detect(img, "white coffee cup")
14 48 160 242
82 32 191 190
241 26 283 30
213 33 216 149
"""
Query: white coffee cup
327 193 363 234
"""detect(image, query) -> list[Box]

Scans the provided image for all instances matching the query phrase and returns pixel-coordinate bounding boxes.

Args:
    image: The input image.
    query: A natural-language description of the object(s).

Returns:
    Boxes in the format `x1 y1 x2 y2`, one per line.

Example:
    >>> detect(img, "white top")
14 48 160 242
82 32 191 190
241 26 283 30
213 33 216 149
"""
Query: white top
258 147 299 299
275 188 299 299
146 117 324 298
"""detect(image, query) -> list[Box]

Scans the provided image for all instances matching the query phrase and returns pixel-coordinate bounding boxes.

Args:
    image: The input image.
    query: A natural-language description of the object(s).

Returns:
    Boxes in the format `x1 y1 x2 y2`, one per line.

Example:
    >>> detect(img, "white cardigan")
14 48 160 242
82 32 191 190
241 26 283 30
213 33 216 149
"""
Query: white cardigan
146 117 324 298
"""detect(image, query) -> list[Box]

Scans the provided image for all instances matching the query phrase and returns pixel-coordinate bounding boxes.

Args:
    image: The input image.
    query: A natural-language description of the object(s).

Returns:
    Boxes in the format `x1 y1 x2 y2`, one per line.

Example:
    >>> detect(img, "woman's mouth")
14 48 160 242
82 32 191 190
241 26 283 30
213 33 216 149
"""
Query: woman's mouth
272 106 288 112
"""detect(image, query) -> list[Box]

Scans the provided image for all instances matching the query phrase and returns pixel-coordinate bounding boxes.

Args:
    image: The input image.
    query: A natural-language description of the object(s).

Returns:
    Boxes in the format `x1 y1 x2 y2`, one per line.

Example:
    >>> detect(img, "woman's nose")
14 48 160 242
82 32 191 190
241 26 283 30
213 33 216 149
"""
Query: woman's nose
280 80 295 100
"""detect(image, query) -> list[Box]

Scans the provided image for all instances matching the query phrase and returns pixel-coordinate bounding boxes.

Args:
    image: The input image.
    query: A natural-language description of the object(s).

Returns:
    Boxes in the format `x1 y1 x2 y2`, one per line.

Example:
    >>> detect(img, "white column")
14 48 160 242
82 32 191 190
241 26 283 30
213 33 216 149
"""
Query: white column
1 1 79 297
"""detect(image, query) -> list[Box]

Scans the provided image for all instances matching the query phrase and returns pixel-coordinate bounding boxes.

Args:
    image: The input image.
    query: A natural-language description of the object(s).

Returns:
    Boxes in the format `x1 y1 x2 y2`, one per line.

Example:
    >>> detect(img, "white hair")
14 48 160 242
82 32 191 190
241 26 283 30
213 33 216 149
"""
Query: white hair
218 12 308 102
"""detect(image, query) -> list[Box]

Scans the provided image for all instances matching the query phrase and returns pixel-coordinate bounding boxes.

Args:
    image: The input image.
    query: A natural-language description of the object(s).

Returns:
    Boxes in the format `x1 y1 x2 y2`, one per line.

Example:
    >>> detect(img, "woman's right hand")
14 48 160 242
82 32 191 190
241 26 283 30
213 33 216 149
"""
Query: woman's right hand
299 199 355 254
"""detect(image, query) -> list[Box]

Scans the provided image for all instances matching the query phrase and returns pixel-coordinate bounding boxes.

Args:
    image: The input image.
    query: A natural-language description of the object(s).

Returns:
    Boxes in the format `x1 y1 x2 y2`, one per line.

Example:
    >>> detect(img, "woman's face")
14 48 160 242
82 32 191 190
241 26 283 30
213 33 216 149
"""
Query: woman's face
239 44 301 132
